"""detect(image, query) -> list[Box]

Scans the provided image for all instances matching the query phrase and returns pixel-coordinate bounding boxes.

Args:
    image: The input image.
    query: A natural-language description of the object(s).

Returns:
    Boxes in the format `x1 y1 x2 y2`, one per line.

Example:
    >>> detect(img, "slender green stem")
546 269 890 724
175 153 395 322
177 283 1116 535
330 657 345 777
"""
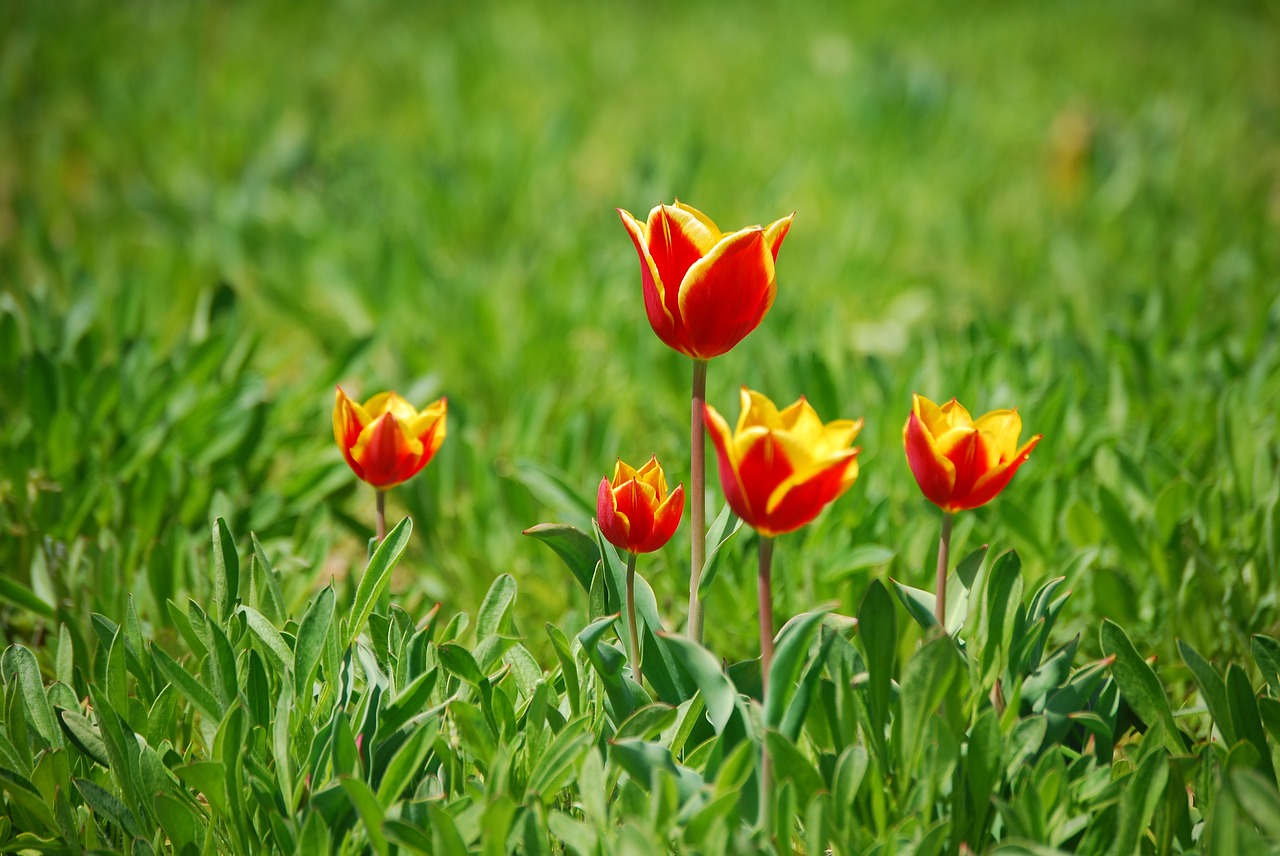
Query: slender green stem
626 552 642 689
758 535 775 831
376 489 387 544
934 511 954 629
688 358 709 642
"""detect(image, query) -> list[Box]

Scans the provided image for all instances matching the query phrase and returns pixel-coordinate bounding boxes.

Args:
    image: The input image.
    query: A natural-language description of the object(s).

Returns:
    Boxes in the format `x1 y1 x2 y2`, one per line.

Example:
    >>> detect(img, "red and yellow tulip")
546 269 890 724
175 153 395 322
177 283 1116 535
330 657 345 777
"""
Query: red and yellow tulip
703 388 862 537
903 393 1042 512
618 201 794 360
333 388 448 490
597 456 685 554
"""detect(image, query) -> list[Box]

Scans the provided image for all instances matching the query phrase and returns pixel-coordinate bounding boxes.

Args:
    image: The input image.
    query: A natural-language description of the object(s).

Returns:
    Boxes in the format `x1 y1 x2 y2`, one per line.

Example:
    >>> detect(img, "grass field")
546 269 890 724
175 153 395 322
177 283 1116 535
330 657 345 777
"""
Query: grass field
3 0 1280 851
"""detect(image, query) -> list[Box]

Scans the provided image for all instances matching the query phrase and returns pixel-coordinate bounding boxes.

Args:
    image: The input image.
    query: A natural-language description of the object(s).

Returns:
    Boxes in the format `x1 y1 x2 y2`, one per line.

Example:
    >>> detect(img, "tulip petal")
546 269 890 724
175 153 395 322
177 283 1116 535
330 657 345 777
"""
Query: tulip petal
597 476 632 549
764 213 794 262
961 434 1043 510
704 402 759 527
363 391 418 422
638 483 684 553
669 201 723 249
762 450 860 536
352 413 425 489
904 409 957 509
619 208 685 353
676 228 776 359
974 409 1022 457
939 397 974 430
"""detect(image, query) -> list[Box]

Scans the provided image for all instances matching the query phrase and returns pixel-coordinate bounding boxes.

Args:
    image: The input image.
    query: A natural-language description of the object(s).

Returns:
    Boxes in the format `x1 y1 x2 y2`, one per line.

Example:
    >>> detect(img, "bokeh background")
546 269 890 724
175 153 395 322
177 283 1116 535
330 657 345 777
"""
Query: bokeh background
3 0 1278 665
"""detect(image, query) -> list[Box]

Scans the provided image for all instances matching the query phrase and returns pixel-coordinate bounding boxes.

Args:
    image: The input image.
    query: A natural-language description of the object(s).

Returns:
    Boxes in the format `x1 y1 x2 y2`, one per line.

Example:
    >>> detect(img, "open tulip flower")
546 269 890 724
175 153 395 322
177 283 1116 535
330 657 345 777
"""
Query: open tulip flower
617 201 794 361
597 456 685 555
334 388 448 490
703 387 863 537
334 387 448 542
618 199 794 645
903 393 1041 626
903 393 1042 513
596 456 684 690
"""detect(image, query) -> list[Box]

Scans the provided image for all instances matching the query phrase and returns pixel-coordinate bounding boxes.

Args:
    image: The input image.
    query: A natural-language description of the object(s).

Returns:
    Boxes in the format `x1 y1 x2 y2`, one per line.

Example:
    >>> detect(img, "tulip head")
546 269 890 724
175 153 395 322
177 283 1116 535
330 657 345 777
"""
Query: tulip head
703 388 862 537
597 456 685 555
333 387 448 490
618 201 794 360
903 393 1042 513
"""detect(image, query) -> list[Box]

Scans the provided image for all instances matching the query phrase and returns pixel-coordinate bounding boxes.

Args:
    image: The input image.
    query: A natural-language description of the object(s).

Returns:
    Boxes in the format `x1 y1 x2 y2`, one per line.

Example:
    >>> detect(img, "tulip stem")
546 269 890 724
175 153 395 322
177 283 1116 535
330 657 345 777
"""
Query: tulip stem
935 511 954 629
758 534 775 832
626 552 642 690
688 358 709 643
376 489 387 544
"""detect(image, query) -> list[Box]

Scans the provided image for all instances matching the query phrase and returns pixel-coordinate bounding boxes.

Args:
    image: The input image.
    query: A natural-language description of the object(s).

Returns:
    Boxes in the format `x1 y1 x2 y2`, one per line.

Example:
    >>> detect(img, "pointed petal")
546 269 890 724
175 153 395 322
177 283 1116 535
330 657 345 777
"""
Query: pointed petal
764 212 795 261
334 387 372 479
704 401 759 528
363 391 419 422
974 409 1022 457
670 201 722 246
351 413 425 489
960 434 1043 510
939 398 974 430
612 458 640 485
619 207 686 354
597 476 632 551
761 450 860 536
638 483 684 552
676 228 776 359
904 409 956 509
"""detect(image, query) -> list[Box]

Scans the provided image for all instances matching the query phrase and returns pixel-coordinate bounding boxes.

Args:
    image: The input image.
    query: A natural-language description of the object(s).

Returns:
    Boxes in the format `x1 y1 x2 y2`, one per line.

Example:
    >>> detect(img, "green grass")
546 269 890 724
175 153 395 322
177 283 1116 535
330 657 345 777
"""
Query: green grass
2 0 1280 850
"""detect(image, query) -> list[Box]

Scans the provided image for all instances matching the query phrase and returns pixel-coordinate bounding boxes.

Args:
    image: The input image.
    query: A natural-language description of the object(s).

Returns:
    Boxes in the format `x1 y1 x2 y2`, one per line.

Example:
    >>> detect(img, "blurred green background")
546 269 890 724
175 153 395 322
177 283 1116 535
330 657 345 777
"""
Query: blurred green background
2 0 1278 666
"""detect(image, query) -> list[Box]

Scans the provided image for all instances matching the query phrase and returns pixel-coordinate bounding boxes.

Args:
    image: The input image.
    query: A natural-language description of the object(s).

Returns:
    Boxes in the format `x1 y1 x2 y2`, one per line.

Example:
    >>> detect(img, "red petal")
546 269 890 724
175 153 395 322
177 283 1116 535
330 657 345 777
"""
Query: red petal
354 414 424 489
956 434 1043 510
597 476 631 552
638 483 684 553
704 403 759 529
903 410 956 510
759 453 859 536
676 229 775 359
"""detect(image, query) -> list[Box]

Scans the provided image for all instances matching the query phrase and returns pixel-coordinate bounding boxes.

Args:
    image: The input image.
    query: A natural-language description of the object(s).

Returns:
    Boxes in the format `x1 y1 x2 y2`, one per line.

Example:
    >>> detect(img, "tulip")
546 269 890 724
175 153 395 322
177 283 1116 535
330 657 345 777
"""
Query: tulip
704 386 862 827
617 201 794 361
333 387 448 540
597 456 686 556
618 200 794 645
902 393 1042 626
596 456 684 689
703 387 863 538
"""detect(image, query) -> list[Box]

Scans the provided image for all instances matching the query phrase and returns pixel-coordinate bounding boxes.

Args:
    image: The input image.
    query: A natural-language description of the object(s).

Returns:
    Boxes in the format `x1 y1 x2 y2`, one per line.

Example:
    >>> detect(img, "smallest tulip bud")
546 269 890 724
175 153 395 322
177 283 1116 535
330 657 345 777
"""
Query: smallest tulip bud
597 456 685 555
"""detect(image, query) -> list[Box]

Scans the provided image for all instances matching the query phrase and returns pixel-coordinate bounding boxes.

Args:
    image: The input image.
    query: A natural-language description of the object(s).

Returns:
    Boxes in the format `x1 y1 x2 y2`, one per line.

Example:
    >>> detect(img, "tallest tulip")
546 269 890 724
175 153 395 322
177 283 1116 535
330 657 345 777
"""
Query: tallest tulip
618 200 794 643
618 201 793 360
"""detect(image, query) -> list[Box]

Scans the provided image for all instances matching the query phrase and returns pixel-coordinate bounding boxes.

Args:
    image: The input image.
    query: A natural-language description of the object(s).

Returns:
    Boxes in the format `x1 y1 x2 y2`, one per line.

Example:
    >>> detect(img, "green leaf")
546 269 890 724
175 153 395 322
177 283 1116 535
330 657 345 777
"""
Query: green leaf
1 646 62 749
1226 663 1276 784
616 704 678 741
212 517 240 623
765 607 832 731
151 645 223 723
857 579 896 738
476 574 518 640
238 606 293 674
0 577 54 620
375 668 440 740
295 586 336 701
821 544 896 582
438 643 486 687
890 578 937 631
56 709 109 767
697 504 745 599
765 730 825 807
658 633 736 734
74 776 143 839
347 517 413 648
340 776 390 856
1109 751 1169 856
1252 634 1280 694
898 635 960 777
1177 639 1237 746
1228 768 1280 839
523 524 599 592
546 624 581 718
1099 619 1184 756
526 716 592 802
375 719 439 804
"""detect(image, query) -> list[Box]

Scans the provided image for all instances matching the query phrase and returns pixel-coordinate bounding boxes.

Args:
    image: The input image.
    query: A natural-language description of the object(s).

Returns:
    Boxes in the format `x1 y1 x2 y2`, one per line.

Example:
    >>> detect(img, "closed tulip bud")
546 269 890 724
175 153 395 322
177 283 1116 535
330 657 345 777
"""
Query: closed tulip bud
333 387 447 490
903 393 1042 512
618 201 794 360
703 387 862 537
597 456 685 555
